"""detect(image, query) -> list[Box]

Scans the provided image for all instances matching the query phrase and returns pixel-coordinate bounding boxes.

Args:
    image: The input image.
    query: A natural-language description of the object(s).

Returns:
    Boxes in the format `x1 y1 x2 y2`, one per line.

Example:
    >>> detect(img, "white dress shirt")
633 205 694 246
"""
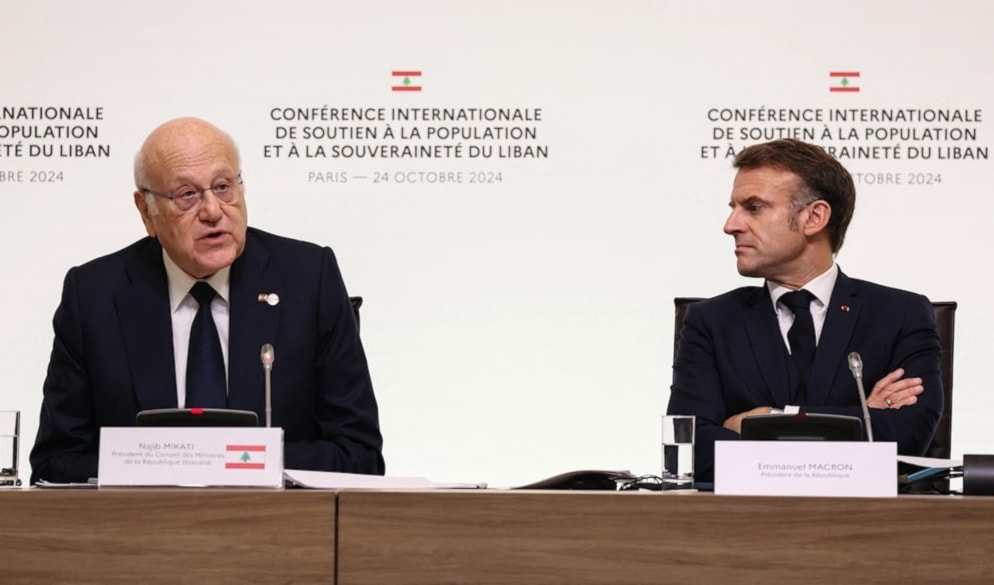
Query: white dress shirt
767 263 839 352
162 250 231 408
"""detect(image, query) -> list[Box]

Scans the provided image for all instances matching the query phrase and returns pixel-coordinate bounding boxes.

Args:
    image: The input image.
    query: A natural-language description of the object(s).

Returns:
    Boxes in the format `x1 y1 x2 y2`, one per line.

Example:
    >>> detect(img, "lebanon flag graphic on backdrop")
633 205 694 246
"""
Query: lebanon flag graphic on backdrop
829 71 860 93
392 70 422 92
225 444 266 469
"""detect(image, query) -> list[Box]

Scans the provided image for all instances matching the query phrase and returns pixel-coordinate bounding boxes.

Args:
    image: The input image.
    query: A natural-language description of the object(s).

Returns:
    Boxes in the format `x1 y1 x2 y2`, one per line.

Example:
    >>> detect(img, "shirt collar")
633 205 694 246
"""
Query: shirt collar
162 249 231 313
768 263 839 311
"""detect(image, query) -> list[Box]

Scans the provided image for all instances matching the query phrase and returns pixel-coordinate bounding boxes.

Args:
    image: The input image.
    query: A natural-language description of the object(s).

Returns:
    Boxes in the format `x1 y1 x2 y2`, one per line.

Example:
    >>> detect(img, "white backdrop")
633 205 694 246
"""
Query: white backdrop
2 0 991 487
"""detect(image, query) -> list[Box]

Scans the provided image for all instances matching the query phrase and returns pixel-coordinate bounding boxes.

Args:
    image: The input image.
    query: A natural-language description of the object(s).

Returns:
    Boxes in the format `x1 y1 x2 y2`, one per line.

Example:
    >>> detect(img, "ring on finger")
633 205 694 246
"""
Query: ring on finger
885 397 893 407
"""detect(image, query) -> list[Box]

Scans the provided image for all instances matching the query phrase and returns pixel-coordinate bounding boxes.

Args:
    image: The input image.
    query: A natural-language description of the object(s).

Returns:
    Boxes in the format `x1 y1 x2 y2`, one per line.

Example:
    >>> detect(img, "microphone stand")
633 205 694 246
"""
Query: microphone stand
848 352 874 442
261 344 275 428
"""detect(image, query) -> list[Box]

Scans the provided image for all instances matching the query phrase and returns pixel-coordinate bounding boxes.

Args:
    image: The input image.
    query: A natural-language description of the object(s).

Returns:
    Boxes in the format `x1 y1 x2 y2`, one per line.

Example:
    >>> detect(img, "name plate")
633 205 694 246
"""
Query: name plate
715 441 896 497
98 427 284 488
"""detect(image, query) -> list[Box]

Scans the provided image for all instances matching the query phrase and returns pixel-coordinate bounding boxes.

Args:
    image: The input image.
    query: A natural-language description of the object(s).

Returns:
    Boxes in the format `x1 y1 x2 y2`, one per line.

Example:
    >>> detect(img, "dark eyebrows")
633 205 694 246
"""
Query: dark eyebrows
729 195 768 209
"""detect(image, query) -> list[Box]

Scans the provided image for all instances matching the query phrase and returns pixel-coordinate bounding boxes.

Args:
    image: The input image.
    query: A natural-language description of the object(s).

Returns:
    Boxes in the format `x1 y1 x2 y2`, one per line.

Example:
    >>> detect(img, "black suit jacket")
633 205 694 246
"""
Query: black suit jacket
30 227 384 483
668 271 943 482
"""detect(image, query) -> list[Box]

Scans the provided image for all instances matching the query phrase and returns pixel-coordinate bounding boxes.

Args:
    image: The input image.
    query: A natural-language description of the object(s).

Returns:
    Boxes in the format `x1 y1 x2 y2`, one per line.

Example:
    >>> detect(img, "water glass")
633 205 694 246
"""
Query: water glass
0 410 20 487
662 414 694 490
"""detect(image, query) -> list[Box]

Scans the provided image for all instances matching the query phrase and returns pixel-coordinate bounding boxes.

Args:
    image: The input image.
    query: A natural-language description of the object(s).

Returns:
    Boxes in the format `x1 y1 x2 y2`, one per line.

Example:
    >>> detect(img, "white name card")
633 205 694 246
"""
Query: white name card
715 441 896 497
98 427 284 488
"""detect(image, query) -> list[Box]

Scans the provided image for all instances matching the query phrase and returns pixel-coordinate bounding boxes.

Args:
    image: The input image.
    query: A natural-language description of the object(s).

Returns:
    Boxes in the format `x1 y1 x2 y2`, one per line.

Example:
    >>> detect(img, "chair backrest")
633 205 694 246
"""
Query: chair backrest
350 296 363 331
672 297 957 458
928 301 956 459
673 297 705 360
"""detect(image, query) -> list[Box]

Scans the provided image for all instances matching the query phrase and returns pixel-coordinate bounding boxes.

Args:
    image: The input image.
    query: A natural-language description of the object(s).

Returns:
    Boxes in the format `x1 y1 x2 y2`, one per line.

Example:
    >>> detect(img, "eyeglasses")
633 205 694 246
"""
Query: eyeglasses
140 174 243 212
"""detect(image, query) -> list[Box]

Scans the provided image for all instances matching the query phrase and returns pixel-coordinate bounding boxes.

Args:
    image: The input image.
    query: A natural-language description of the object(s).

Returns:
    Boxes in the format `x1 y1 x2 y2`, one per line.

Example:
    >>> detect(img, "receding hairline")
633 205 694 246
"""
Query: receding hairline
133 117 240 189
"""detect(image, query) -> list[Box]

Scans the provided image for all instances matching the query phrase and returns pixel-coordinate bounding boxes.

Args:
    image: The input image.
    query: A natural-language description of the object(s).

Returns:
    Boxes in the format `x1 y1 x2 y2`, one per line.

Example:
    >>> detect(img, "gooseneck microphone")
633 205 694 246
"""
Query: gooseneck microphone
261 344 275 427
847 352 874 442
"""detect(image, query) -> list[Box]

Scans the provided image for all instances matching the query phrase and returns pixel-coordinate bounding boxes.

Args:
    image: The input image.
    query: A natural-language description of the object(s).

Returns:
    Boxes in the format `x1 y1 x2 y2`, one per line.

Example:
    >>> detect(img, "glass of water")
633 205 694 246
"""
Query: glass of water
662 414 694 490
0 410 20 487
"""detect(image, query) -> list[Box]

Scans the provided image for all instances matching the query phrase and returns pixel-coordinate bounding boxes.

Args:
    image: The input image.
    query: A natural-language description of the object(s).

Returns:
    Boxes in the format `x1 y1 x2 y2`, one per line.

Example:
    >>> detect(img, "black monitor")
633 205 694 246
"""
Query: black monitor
740 413 863 442
136 408 259 427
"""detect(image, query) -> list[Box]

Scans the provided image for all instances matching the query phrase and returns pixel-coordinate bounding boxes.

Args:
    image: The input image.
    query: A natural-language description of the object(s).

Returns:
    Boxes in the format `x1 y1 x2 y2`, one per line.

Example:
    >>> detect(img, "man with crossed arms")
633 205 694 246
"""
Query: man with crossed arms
668 139 942 483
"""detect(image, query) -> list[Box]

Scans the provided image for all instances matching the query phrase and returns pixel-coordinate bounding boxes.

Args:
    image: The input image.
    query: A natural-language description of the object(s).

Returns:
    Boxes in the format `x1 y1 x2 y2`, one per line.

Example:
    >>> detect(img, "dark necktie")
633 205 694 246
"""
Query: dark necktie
186 281 227 409
781 289 816 388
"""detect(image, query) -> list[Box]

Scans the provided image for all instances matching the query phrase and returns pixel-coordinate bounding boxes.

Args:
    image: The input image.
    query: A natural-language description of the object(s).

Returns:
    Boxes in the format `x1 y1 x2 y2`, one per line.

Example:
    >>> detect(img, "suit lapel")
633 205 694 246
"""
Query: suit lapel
227 232 280 417
743 287 795 406
807 271 860 405
117 239 179 410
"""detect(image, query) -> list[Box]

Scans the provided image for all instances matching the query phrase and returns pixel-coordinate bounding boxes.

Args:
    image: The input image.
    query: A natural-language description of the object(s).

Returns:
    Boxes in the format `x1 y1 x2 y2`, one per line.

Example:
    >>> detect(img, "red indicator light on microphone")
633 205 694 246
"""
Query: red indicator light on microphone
190 408 205 415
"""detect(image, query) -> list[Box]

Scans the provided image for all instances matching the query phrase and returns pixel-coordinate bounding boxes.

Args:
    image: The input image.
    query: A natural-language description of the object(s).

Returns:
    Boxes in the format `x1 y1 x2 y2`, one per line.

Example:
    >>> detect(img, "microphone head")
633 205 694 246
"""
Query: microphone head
261 343 275 367
847 352 863 378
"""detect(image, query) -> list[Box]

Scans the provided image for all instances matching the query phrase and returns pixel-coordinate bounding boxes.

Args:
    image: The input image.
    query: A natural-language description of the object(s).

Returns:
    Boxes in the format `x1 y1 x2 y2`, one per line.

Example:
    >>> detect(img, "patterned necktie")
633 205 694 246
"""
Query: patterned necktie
781 289 816 390
186 281 227 408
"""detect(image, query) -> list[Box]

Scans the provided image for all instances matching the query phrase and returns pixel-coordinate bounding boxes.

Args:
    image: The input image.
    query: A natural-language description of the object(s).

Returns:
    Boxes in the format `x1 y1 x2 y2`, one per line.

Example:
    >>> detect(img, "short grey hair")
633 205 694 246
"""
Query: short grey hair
134 149 159 215
787 182 821 231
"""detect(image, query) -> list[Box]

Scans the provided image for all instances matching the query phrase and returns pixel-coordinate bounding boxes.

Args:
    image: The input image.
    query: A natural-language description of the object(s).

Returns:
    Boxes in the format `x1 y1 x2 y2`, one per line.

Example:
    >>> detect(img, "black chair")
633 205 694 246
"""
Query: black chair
672 297 957 458
672 297 704 361
929 301 956 459
350 296 363 331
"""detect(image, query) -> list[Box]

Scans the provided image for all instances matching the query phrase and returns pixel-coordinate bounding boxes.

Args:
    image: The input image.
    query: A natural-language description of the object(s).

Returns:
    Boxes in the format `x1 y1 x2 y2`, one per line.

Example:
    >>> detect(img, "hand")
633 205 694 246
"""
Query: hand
866 367 923 410
723 406 774 434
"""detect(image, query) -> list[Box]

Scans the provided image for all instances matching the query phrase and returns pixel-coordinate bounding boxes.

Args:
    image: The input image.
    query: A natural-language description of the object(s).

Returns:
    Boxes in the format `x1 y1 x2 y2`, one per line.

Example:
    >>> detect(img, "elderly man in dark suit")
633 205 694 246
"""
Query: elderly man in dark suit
31 117 384 484
668 139 942 483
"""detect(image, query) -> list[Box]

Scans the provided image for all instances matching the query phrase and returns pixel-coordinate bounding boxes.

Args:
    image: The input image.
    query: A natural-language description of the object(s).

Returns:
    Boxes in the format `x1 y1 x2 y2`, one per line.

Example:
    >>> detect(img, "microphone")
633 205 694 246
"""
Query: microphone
847 352 874 442
261 344 275 428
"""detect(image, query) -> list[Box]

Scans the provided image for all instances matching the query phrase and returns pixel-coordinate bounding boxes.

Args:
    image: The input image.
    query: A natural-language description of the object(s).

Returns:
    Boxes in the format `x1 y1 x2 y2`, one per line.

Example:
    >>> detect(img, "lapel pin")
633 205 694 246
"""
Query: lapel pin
841 305 850 312
258 293 280 306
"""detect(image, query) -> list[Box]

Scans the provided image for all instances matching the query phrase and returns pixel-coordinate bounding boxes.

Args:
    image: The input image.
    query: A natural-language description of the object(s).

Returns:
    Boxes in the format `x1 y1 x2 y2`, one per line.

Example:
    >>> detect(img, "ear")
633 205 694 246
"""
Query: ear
133 190 157 237
802 200 831 237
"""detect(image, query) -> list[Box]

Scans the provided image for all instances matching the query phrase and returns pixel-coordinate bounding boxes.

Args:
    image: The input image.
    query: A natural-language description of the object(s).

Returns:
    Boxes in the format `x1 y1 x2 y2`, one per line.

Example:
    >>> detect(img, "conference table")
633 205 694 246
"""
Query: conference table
3 487 993 584
0 488 337 584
